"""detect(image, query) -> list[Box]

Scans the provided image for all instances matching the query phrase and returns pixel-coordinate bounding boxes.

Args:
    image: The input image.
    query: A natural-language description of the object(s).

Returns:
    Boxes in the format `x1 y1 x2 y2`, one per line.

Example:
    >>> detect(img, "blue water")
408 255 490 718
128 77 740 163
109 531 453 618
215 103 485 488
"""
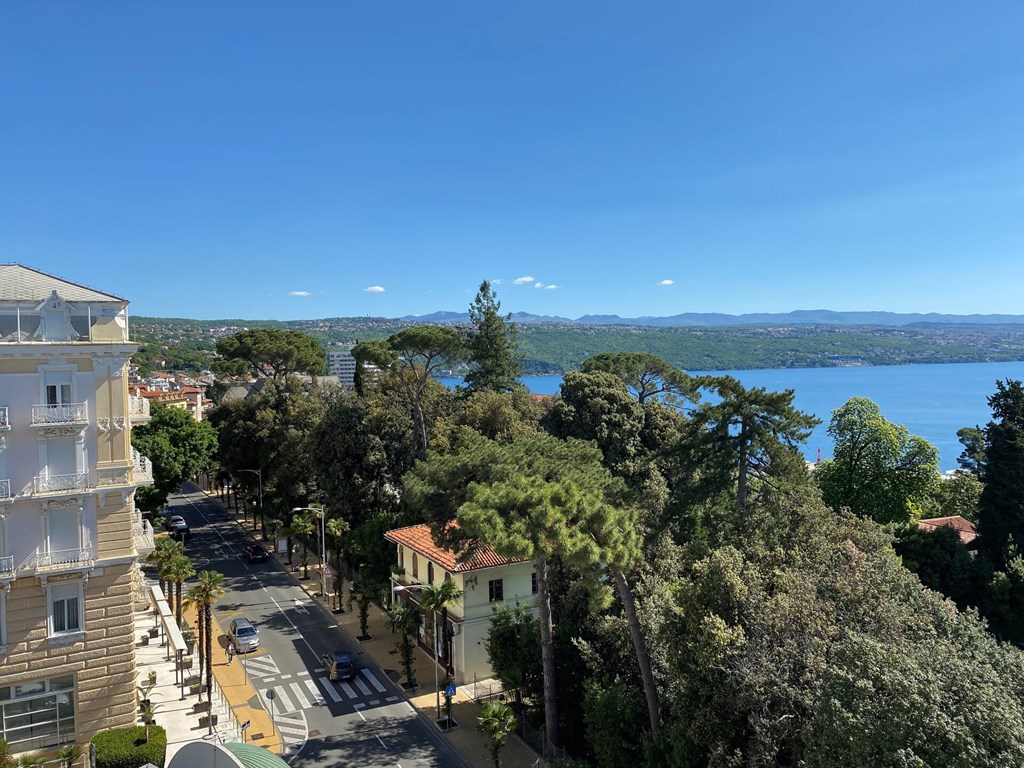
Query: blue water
440 361 1024 470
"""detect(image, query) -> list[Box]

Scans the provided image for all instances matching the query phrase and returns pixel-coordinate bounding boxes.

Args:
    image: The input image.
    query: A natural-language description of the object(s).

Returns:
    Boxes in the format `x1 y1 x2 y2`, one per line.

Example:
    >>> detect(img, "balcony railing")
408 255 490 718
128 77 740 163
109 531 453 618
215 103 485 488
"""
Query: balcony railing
33 547 94 570
31 403 88 426
132 450 153 485
133 519 155 555
0 406 9 430
33 472 91 494
128 396 151 422
0 479 10 499
0 555 12 576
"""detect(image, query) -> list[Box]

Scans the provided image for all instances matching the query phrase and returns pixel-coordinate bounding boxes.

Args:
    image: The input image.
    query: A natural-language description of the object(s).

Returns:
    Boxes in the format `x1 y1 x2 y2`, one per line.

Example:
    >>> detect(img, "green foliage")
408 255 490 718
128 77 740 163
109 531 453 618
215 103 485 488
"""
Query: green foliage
485 603 544 708
956 425 986 476
387 600 422 686
477 700 519 768
132 403 218 510
979 380 1024 569
894 524 989 610
815 397 939 524
582 351 698 406
215 327 326 379
935 470 983 521
583 681 648 768
464 280 522 394
433 389 545 453
347 575 381 638
92 726 167 768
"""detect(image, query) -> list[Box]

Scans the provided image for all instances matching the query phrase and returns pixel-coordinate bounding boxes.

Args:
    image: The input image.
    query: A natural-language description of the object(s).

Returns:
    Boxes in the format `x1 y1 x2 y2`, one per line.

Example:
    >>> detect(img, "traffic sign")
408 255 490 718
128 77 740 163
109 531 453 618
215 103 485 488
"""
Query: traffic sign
445 683 456 698
266 689 276 700
323 566 333 579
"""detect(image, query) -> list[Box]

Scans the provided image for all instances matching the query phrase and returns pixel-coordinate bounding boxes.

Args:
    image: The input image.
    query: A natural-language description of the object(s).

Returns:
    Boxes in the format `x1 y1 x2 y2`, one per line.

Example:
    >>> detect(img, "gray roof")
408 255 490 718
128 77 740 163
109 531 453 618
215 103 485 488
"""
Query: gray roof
0 263 126 303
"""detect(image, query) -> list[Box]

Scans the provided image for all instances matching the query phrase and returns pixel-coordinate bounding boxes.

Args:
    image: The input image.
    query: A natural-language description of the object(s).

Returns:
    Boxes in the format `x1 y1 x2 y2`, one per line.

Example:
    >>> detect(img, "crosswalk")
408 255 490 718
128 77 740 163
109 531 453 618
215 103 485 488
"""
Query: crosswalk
255 656 397 714
239 653 281 678
276 710 308 757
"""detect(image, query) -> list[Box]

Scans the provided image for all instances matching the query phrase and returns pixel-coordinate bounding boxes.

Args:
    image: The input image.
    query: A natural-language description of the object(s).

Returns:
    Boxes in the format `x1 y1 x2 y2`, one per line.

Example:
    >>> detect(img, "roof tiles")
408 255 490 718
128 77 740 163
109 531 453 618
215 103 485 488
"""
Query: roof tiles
384 523 528 573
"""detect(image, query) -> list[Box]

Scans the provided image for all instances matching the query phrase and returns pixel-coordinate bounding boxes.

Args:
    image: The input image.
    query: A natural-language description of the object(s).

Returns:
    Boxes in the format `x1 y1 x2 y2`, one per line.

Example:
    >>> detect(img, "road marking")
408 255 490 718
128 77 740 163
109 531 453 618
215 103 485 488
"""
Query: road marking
289 682 312 710
354 703 365 711
339 681 357 699
353 676 372 696
293 599 309 615
319 677 342 703
385 696 399 702
243 654 281 678
362 668 387 693
304 678 325 706
376 735 387 749
369 699 380 706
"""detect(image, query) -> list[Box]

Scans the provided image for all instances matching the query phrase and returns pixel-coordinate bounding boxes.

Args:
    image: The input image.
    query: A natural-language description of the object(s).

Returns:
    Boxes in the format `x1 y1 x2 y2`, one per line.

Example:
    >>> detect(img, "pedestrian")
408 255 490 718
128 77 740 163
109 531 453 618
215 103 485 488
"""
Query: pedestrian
227 641 235 665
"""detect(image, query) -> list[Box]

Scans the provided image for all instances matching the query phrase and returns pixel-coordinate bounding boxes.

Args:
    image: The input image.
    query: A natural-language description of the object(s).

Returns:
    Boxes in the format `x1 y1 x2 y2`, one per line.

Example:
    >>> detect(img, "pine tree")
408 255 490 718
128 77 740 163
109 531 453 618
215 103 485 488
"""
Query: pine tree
464 281 522 394
978 379 1024 569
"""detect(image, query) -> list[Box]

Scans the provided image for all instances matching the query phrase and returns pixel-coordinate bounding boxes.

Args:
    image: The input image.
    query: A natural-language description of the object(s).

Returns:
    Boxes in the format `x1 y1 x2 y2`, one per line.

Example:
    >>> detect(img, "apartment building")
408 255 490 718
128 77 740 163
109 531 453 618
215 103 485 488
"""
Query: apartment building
0 264 155 754
326 344 356 387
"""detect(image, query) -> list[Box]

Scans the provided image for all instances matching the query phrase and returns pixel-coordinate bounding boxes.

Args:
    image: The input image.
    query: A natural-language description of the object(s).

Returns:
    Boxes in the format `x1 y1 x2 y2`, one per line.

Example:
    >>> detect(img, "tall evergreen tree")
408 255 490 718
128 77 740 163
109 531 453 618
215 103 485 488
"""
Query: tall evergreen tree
464 280 522 394
978 379 1024 569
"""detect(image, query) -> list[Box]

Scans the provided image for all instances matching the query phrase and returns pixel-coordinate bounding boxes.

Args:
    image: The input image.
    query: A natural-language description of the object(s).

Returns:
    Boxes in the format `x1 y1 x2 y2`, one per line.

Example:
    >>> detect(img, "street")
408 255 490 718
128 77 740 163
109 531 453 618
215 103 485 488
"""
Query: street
169 488 465 768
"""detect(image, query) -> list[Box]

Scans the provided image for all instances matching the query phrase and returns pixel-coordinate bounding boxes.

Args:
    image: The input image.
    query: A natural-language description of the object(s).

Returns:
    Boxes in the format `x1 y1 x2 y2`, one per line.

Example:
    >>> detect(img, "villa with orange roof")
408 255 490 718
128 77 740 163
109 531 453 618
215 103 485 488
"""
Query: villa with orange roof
385 523 538 684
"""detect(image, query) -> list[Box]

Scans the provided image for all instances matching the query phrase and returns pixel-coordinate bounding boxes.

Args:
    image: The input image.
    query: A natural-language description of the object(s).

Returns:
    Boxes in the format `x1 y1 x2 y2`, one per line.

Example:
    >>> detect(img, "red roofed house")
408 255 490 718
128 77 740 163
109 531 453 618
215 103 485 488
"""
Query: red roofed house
385 523 538 684
917 515 979 548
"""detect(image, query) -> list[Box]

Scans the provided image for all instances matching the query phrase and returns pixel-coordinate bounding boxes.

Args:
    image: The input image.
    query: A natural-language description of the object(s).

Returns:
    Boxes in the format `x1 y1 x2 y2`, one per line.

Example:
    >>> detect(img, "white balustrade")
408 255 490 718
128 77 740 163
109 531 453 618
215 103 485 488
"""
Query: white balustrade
0 406 9 430
0 479 10 499
132 450 153 484
128 396 151 421
133 519 155 554
0 555 12 575
34 547 94 569
33 473 91 494
31 403 88 426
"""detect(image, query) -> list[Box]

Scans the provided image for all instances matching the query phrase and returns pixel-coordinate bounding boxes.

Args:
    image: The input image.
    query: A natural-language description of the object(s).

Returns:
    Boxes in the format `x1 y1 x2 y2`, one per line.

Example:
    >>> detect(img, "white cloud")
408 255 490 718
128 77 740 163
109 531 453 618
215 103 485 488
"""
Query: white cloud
491 278 503 285
363 285 386 293
545 284 558 290
659 279 674 286
534 282 545 288
513 275 535 285
288 290 312 297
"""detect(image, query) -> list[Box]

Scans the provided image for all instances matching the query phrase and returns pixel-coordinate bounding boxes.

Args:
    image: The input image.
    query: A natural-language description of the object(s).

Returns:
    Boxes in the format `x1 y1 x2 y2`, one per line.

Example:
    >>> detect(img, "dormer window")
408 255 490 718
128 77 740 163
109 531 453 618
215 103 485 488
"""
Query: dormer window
37 292 75 342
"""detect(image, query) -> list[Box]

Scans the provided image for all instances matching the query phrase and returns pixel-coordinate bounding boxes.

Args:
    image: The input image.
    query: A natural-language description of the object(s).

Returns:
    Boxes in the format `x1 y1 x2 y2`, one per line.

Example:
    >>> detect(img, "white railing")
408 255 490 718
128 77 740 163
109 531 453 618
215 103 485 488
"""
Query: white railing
33 472 91 494
31 403 88 426
128 396 151 421
0 479 10 499
133 450 153 484
0 555 13 575
133 519 155 554
33 547 94 569
0 406 9 430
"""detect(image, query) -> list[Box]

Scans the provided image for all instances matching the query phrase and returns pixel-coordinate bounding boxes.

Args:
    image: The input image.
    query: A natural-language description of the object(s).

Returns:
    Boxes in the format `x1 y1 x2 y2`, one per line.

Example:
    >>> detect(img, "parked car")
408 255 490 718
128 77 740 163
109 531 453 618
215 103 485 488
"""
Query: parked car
229 617 260 653
244 544 269 563
167 516 190 541
164 515 186 531
321 651 356 681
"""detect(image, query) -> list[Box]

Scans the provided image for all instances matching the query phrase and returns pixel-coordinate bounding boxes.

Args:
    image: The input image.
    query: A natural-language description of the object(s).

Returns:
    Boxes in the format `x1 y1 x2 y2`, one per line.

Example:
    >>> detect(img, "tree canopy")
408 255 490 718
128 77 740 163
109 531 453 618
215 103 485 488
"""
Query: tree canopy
815 397 939 524
131 402 218 510
215 328 326 380
464 280 522 394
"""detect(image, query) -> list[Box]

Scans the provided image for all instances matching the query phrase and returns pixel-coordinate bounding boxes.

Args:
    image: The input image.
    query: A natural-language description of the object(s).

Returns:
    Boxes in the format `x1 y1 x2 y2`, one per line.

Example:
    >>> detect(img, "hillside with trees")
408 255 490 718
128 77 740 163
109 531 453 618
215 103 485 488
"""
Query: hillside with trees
205 284 1024 767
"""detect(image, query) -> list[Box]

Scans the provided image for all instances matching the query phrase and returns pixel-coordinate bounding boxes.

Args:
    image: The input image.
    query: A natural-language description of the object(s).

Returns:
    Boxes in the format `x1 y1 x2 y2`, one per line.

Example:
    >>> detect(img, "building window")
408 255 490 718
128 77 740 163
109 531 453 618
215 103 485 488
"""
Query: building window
531 571 538 595
48 582 83 636
488 579 504 602
0 675 76 750
412 553 418 579
427 562 434 585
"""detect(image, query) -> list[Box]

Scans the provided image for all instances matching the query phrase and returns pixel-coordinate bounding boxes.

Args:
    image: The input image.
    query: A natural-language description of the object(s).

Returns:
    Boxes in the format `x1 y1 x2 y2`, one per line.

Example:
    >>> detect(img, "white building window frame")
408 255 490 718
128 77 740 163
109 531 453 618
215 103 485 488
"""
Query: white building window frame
46 581 85 638
42 507 85 557
37 363 78 407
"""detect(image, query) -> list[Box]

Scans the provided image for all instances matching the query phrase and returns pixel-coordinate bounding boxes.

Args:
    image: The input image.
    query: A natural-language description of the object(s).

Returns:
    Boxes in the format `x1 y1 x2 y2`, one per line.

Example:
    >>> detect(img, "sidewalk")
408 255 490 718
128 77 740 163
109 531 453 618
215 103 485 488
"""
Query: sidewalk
197 482 541 768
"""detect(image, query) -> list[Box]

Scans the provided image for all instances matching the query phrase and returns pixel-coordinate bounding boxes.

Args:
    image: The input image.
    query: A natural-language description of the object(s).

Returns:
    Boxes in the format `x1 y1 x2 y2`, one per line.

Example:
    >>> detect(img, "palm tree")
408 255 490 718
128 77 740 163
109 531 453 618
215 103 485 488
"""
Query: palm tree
348 576 380 639
325 516 350 609
57 744 81 768
0 738 14 768
477 701 518 768
165 552 195 626
184 570 225 710
386 600 422 687
421 579 464 674
15 754 45 768
147 536 183 597
290 511 316 579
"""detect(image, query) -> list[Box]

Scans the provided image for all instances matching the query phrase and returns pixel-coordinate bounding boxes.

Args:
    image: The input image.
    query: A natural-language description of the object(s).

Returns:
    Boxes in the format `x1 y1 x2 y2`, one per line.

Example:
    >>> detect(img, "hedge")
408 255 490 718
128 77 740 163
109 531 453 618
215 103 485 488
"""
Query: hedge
92 725 166 768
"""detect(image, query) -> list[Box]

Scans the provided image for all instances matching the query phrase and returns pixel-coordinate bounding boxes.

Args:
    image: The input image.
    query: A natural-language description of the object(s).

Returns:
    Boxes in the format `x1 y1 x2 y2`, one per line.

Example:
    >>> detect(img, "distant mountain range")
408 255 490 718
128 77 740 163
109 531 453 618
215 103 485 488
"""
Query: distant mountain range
399 309 1024 327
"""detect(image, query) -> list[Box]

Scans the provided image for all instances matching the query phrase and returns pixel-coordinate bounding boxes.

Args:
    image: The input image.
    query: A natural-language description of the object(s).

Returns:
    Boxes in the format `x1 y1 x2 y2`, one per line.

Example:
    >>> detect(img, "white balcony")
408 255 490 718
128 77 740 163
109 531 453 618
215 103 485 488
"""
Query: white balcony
128 396 151 423
32 547 94 572
0 555 13 577
0 406 9 431
132 449 154 486
0 479 10 499
31 403 88 427
33 472 91 495
133 519 155 555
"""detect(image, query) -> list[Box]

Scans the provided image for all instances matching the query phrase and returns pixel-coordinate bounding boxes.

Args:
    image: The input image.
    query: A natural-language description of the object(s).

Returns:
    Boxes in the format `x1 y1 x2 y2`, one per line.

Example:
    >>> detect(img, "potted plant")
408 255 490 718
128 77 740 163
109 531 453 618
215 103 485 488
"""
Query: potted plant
137 680 155 712
139 699 160 725
147 670 157 686
181 623 196 655
57 743 82 768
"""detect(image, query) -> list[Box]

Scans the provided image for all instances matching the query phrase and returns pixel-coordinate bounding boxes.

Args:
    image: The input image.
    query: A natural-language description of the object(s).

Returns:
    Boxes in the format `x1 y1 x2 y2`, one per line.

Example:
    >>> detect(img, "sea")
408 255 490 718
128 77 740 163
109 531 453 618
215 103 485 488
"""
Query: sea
440 361 1024 471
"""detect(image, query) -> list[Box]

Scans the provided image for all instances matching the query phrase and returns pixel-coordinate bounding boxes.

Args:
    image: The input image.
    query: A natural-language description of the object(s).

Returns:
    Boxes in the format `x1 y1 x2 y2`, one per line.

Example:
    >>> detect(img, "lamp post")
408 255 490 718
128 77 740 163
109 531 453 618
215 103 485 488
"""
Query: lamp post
238 469 262 537
292 506 327 600
394 582 441 719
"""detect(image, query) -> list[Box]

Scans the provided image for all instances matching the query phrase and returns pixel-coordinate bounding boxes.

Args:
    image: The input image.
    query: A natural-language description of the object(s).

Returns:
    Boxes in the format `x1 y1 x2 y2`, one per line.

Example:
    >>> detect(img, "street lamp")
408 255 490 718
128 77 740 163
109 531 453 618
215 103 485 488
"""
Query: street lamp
394 582 442 719
292 506 327 600
238 469 263 537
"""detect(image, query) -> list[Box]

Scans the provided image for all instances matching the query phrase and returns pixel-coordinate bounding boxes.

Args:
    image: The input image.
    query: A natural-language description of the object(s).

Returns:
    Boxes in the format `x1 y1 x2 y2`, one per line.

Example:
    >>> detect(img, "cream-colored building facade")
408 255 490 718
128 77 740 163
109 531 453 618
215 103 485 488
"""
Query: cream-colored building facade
0 264 155 755
385 523 538 685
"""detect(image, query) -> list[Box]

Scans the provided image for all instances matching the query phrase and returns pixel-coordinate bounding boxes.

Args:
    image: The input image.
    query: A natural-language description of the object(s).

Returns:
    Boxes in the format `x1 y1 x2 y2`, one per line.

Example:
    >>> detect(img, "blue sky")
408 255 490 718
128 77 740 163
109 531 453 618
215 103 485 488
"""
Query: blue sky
1 2 1022 321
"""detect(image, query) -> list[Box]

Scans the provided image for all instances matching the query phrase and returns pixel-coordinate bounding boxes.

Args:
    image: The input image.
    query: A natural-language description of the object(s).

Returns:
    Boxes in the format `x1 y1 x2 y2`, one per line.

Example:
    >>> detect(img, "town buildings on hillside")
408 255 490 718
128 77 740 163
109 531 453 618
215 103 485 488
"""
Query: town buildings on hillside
0 264 156 755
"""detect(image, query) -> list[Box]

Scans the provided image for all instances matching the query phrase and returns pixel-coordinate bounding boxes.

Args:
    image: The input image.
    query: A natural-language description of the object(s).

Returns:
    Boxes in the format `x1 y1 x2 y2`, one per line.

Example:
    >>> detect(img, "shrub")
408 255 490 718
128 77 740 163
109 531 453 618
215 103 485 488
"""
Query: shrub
92 726 166 768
